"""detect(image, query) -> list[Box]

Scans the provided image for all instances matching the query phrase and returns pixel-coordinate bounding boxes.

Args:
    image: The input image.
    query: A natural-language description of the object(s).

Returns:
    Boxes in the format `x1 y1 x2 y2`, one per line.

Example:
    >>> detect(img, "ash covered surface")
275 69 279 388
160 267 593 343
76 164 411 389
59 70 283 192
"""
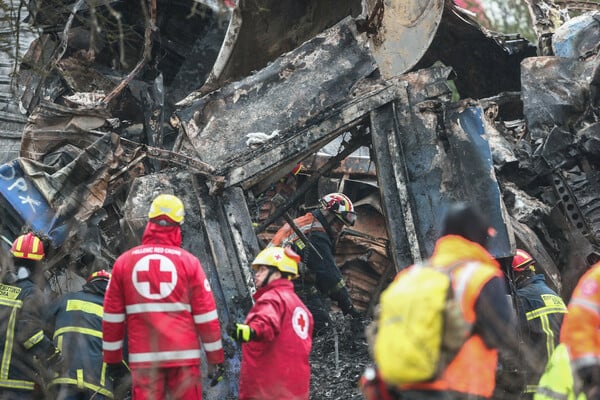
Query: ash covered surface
309 312 372 399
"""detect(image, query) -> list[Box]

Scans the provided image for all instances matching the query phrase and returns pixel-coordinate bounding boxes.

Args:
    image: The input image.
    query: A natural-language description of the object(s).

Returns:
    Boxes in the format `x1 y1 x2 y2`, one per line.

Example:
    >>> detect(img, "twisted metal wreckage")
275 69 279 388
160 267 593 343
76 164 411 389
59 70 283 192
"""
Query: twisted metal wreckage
1 0 600 397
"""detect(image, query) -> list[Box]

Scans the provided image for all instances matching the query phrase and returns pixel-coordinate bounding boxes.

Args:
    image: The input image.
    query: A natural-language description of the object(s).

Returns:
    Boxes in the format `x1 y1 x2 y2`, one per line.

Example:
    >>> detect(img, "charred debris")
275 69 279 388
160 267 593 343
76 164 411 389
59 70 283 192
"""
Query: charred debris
1 0 600 398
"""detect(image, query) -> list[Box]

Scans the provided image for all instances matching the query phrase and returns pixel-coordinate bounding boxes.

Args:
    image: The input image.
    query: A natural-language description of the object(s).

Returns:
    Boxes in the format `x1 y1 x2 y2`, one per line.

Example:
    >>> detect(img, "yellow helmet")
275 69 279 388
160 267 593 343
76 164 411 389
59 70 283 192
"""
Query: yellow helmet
148 194 185 224
251 247 301 279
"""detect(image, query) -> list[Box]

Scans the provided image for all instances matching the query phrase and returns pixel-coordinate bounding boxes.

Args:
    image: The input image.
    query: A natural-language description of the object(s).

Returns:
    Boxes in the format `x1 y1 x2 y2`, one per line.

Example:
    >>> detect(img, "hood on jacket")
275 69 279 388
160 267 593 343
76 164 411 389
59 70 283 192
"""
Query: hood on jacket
141 220 182 247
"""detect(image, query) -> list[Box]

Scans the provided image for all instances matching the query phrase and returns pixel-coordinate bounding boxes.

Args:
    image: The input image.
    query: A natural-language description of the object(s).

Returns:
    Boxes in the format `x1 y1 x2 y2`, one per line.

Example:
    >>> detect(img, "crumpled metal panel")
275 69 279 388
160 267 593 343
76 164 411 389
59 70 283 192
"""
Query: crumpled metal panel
553 11 600 58
521 55 598 141
0 2 37 162
176 17 377 179
446 106 514 260
371 65 513 270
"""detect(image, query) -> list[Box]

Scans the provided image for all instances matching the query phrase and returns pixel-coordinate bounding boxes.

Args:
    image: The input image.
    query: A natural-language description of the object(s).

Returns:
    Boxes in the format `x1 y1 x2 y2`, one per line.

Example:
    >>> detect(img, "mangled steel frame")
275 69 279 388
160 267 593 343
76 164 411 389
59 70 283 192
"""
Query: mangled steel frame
3 0 600 397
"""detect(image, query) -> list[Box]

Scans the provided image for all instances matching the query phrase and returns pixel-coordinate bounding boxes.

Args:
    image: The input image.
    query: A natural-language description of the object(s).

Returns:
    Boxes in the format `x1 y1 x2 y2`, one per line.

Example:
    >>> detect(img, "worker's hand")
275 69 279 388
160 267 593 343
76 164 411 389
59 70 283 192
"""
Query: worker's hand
346 306 362 319
45 348 65 373
228 323 256 342
107 361 131 392
207 363 226 386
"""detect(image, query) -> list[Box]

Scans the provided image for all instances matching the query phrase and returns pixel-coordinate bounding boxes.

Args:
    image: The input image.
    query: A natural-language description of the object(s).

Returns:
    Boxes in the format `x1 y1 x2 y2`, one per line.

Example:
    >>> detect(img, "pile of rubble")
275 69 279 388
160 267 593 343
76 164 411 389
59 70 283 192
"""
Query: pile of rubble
1 0 600 398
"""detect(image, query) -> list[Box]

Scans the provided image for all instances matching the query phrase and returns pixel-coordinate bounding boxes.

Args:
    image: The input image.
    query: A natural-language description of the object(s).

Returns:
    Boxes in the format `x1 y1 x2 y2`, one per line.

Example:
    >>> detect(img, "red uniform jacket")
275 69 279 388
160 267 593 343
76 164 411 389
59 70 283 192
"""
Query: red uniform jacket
102 222 224 368
239 279 313 400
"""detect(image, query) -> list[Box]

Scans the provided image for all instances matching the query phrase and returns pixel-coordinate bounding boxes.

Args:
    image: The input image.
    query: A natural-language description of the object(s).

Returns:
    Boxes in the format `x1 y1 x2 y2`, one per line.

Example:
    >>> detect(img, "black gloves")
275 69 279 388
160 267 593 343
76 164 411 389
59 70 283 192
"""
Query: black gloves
108 361 131 392
207 363 226 386
44 348 65 372
332 286 361 318
228 323 256 342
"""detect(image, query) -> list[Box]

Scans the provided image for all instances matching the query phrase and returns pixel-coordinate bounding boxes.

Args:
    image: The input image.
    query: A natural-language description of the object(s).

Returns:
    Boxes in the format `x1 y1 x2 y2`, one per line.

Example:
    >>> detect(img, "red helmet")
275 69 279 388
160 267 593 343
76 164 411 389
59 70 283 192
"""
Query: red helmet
87 269 112 283
512 249 535 272
11 232 45 261
320 192 356 226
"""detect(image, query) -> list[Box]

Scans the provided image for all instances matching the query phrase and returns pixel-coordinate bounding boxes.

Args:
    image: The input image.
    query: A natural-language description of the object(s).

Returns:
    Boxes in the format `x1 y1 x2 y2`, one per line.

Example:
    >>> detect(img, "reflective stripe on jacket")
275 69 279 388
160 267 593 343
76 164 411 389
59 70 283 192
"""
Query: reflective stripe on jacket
0 278 55 391
269 211 345 296
534 343 586 400
516 274 567 394
561 262 600 371
48 287 113 397
403 235 505 398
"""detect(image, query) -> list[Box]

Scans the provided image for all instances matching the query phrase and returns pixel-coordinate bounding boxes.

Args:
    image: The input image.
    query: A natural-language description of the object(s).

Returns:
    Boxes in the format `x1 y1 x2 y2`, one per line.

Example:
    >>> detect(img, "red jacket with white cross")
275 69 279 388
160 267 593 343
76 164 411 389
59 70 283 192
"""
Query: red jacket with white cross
239 279 313 400
102 221 224 368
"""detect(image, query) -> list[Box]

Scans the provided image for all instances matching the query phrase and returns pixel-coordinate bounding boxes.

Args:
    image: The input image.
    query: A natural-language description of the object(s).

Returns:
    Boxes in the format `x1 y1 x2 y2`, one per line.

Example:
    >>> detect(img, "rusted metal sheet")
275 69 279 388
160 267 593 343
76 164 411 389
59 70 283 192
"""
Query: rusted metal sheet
362 0 445 78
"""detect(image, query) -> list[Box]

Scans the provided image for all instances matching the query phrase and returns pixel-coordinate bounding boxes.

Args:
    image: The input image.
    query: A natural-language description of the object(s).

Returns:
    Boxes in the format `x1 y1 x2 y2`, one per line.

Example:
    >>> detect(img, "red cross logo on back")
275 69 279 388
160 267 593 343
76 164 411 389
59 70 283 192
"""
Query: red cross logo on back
132 254 178 299
137 259 173 295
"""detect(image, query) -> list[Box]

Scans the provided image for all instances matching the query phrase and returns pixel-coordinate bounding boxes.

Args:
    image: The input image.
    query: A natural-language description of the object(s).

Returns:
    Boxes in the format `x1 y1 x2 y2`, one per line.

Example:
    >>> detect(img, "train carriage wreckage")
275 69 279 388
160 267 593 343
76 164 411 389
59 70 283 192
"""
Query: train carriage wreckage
1 0 600 398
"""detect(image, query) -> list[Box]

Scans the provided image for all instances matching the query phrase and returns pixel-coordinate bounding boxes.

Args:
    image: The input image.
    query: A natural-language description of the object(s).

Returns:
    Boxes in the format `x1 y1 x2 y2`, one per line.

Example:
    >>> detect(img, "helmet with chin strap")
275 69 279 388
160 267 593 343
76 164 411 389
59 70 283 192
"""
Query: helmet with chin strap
319 192 356 227
251 246 301 279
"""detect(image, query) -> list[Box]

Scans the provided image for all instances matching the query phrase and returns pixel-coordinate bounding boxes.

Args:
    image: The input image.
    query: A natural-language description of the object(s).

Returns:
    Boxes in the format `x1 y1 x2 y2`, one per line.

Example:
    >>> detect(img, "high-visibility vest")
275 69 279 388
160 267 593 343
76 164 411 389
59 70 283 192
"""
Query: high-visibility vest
534 343 586 400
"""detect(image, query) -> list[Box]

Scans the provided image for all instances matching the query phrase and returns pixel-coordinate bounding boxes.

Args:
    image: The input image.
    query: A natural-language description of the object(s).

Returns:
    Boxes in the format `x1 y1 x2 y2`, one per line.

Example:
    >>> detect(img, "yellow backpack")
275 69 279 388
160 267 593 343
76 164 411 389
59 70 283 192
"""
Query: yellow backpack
374 262 471 385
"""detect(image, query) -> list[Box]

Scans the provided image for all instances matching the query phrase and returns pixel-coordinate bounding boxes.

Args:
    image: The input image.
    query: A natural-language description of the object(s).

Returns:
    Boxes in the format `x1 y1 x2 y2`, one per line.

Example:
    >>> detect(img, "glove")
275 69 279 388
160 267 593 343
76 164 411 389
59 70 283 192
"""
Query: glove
44 348 65 372
331 285 360 317
107 361 131 392
228 323 256 342
207 363 226 387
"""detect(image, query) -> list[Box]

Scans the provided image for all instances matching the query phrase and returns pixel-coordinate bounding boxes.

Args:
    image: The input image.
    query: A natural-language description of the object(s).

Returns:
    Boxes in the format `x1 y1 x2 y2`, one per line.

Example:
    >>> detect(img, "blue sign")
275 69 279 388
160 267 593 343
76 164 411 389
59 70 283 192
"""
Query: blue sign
0 160 68 245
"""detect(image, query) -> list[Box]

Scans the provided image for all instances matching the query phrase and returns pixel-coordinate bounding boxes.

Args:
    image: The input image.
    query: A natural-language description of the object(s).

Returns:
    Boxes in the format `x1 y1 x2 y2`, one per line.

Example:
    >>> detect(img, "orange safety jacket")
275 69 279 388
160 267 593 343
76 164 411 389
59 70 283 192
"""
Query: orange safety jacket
561 261 600 371
403 235 504 398
269 212 325 250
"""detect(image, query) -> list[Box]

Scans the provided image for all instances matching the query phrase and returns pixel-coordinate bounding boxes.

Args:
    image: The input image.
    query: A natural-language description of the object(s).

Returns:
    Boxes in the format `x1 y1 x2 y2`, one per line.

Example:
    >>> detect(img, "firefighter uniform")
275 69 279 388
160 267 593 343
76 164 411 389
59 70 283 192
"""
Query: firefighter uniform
0 279 57 397
0 233 62 399
47 271 114 399
269 209 355 332
515 273 567 396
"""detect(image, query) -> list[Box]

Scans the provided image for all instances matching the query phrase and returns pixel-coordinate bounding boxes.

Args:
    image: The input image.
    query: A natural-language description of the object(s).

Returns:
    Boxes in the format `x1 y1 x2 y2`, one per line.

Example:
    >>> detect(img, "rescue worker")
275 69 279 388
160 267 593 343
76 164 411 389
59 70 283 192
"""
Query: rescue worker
47 269 117 399
229 246 313 400
268 192 360 334
512 248 567 398
558 260 600 400
0 232 64 399
102 193 225 399
360 202 519 399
